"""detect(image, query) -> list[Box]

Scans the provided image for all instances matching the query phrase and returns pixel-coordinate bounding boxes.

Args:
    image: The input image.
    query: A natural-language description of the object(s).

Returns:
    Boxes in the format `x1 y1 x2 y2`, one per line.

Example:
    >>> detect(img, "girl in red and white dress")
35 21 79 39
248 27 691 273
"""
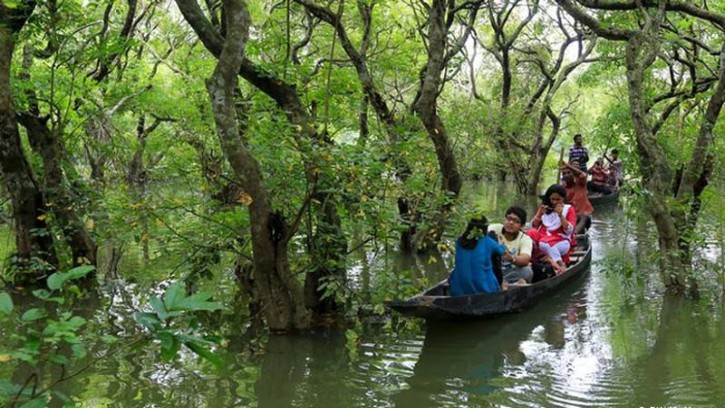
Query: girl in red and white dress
527 184 576 274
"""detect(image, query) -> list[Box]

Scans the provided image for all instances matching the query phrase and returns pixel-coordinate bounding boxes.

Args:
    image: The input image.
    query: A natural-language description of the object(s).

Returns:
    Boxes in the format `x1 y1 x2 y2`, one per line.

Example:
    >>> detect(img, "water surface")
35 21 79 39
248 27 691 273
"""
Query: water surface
2 184 724 408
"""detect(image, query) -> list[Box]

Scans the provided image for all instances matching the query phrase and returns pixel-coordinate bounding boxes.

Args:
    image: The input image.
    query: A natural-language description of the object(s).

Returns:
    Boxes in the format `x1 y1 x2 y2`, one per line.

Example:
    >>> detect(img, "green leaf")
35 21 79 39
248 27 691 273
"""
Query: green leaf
19 396 48 408
32 289 51 299
47 265 96 290
163 282 185 311
149 296 168 321
49 354 69 365
100 334 119 344
158 331 181 362
0 380 21 398
70 344 86 359
175 292 221 312
67 316 86 328
21 308 46 322
12 349 38 365
184 340 222 367
67 285 83 298
31 289 63 304
133 311 161 331
0 292 13 315
2 0 20 10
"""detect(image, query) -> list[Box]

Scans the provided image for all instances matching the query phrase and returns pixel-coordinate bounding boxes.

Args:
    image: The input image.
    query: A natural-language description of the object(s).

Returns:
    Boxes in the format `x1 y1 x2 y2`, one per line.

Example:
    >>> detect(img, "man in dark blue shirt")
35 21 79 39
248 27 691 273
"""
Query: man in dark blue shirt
568 133 589 172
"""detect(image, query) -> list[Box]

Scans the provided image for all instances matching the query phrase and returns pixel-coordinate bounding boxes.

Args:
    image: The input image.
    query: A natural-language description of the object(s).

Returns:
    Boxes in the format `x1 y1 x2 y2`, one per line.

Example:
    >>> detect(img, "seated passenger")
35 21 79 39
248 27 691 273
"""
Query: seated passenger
604 148 623 188
488 206 534 284
561 160 593 234
586 158 613 195
449 217 506 296
527 185 576 275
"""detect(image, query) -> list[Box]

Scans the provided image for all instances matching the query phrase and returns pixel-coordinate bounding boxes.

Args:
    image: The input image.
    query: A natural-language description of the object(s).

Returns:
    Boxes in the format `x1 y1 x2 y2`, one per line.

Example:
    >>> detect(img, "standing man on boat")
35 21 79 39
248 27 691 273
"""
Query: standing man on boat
488 206 534 284
560 161 593 234
568 134 590 173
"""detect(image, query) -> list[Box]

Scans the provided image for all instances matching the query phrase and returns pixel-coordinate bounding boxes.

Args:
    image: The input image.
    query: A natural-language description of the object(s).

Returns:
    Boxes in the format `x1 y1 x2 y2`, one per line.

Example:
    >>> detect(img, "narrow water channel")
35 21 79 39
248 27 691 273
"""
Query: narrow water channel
2 185 723 407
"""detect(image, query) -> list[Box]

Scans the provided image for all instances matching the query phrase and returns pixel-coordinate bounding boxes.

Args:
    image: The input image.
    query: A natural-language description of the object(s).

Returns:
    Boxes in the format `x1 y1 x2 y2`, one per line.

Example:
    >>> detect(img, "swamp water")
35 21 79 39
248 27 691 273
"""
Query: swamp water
2 185 724 407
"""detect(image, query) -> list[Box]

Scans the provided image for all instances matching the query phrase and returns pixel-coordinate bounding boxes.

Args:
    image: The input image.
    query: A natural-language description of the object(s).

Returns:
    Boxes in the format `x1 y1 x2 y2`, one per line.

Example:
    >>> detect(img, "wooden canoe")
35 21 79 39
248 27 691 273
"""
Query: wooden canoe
385 235 592 320
588 189 619 207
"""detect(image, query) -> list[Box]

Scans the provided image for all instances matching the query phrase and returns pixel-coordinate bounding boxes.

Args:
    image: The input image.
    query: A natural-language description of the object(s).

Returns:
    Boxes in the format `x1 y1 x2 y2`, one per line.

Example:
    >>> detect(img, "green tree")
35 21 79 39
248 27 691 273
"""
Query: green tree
1 0 59 278
556 0 725 293
473 0 597 194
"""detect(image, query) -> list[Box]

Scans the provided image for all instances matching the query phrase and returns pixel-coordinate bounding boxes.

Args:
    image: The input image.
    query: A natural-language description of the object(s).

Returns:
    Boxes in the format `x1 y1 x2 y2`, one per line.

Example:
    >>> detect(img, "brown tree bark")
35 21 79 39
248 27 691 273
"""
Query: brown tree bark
408 0 464 250
17 112 97 266
0 4 59 277
482 0 539 194
527 109 562 195
16 45 97 267
205 0 309 330
672 44 725 279
176 0 346 317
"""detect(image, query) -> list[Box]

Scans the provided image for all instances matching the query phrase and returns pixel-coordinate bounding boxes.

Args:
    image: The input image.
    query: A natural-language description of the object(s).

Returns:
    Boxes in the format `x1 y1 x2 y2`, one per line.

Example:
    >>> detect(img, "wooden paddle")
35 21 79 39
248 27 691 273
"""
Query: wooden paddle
556 147 565 183
601 131 617 165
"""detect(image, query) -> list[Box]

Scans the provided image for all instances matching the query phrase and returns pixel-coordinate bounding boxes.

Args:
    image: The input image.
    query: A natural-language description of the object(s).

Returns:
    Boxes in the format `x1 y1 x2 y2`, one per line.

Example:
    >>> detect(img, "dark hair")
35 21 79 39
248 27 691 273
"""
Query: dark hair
611 149 619 155
542 184 567 213
505 206 526 224
574 133 582 139
459 216 488 249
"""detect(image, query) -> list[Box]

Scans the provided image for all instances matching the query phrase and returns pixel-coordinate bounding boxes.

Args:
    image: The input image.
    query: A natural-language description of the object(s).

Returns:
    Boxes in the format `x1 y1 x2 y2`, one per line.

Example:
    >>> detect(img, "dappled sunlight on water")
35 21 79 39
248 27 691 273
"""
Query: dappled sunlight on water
2 188 724 407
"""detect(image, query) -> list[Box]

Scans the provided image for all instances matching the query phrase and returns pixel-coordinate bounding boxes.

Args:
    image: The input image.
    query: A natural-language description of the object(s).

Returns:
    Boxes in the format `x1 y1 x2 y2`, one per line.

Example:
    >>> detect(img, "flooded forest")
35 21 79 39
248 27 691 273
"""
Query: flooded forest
1 0 723 407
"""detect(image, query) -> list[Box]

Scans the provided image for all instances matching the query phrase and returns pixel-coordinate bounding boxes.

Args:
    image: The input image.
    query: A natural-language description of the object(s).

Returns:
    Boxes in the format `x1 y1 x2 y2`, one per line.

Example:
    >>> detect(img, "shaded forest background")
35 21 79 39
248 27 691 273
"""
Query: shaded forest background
1 0 723 333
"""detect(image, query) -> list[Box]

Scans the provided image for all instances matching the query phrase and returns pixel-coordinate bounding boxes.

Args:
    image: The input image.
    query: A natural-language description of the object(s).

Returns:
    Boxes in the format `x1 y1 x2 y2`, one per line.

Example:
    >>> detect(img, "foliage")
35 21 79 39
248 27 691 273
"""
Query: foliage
133 281 222 366
370 267 426 309
0 2 722 405
597 255 646 294
0 265 222 407
0 0 722 340
0 266 97 406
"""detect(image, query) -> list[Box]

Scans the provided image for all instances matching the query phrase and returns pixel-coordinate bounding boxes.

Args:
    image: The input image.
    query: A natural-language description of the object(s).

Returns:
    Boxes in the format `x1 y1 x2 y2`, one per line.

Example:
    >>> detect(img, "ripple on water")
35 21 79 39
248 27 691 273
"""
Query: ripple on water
662 375 717 407
501 367 638 408
355 337 424 379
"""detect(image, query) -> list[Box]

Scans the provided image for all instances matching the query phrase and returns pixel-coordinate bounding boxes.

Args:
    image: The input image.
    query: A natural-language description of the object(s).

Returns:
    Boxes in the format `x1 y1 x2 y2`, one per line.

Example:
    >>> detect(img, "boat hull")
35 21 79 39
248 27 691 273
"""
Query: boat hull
588 189 619 207
386 237 592 320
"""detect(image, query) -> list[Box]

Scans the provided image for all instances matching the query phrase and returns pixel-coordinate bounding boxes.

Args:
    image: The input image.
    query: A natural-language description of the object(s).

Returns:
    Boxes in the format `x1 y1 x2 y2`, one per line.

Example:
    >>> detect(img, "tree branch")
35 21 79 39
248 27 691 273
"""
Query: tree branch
555 0 632 40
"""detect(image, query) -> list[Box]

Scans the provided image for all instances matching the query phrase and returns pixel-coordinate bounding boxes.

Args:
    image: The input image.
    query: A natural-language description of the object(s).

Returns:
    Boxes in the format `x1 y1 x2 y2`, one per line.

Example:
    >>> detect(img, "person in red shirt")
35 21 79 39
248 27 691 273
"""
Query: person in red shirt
587 158 613 195
560 160 593 234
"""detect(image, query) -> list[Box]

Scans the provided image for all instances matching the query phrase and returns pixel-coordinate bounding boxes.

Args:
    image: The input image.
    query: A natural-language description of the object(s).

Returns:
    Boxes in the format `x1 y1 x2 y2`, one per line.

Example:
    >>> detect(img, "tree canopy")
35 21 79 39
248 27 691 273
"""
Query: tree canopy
0 0 722 330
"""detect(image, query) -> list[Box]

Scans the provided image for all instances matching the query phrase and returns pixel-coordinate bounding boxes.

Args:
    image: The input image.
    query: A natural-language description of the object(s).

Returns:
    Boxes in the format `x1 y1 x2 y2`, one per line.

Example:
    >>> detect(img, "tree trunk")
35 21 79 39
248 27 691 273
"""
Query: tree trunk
527 153 546 195
556 0 723 294
0 25 58 277
16 44 97 267
410 0 461 250
176 0 346 315
673 44 725 270
527 109 562 195
83 117 111 184
304 190 347 314
625 32 686 293
294 0 426 253
18 113 98 266
205 0 308 331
